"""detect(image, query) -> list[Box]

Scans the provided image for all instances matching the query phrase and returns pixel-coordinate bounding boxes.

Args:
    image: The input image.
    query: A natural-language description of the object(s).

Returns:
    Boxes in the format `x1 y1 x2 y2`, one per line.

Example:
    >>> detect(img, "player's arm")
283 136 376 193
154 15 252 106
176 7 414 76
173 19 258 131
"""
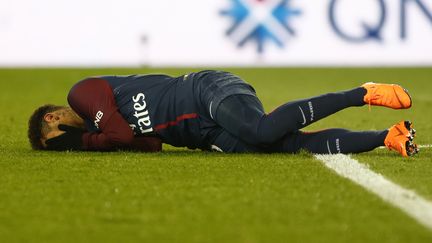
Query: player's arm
59 78 161 151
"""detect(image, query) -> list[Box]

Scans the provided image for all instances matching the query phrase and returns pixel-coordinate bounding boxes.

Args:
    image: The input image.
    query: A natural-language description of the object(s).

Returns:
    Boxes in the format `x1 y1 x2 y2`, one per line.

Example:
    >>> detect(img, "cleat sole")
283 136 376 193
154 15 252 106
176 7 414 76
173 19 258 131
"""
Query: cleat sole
403 120 418 157
384 120 419 157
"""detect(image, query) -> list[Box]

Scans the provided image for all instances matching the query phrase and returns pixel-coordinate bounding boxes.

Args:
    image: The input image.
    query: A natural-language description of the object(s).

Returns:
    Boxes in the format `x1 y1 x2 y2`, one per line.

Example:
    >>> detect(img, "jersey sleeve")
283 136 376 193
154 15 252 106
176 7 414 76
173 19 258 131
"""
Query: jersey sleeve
67 78 136 151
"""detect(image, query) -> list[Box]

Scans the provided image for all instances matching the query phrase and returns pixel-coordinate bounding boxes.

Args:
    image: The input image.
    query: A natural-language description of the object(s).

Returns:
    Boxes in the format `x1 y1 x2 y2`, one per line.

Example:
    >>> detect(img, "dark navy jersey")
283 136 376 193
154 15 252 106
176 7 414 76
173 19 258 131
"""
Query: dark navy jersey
103 73 204 149
67 70 256 151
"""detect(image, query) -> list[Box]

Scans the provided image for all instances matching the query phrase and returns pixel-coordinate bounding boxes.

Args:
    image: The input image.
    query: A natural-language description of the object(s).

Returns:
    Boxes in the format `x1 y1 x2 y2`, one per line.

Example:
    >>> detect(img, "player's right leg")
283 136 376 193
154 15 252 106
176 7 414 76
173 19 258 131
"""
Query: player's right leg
362 82 412 109
214 88 367 145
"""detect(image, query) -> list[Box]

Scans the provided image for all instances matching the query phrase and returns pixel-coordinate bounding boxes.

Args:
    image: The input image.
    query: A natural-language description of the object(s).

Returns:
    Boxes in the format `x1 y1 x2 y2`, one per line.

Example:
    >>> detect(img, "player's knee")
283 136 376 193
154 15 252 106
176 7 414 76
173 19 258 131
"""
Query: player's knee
239 128 279 145
237 118 284 145
257 133 280 145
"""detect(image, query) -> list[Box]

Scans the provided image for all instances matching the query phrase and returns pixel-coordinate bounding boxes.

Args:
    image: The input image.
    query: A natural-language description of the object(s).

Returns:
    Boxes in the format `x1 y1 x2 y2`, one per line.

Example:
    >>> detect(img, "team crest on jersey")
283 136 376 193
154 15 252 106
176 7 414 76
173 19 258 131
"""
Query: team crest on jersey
220 0 301 53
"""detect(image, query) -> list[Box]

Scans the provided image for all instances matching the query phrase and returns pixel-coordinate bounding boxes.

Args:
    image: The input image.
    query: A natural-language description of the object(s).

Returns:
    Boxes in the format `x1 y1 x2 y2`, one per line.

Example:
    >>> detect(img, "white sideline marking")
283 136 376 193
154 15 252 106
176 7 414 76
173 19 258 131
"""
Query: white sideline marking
418 145 432 148
315 154 432 230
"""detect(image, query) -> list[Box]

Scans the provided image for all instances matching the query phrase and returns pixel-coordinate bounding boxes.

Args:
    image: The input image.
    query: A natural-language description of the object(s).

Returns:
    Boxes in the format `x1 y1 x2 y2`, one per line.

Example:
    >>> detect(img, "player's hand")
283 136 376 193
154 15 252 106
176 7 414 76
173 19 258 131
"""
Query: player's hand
45 124 84 151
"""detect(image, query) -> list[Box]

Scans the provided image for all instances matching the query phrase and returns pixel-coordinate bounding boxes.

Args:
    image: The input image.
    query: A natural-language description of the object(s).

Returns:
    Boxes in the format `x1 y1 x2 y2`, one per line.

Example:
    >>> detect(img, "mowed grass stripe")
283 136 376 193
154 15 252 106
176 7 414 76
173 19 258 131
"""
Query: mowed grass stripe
1 68 432 242
2 151 432 242
316 154 432 231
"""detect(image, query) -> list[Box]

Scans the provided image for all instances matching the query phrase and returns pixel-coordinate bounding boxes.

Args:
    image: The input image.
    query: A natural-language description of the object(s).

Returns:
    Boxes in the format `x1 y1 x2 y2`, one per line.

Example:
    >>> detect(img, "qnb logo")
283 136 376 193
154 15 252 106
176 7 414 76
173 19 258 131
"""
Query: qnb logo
330 0 432 43
94 111 104 129
221 0 301 53
329 0 387 42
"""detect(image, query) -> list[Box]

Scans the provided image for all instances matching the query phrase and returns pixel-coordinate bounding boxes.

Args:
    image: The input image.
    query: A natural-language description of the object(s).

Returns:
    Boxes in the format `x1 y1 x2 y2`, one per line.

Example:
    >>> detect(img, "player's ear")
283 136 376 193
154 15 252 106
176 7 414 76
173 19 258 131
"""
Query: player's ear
43 113 56 123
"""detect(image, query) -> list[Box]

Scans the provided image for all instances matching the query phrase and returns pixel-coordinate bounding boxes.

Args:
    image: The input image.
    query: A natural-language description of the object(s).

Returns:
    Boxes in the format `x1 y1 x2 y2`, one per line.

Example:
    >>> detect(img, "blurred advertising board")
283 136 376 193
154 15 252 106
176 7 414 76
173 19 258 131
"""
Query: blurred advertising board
0 0 431 66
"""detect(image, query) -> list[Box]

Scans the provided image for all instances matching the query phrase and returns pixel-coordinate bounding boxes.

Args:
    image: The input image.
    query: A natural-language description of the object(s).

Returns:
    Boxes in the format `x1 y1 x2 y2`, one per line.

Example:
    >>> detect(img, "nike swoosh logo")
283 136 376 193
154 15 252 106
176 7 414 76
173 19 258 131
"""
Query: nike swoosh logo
299 106 306 125
327 140 332 154
209 101 214 119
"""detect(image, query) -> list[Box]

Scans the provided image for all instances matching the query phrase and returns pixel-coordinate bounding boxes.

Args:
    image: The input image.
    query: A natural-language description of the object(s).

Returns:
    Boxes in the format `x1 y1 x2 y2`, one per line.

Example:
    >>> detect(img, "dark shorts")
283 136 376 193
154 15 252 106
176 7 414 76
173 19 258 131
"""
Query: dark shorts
187 71 267 152
190 70 257 119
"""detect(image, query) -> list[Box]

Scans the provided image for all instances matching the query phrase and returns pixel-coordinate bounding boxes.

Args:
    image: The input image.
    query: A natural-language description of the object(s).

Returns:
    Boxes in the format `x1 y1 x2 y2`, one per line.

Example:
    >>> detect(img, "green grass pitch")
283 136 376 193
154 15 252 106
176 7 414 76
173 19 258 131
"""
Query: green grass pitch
1 68 431 242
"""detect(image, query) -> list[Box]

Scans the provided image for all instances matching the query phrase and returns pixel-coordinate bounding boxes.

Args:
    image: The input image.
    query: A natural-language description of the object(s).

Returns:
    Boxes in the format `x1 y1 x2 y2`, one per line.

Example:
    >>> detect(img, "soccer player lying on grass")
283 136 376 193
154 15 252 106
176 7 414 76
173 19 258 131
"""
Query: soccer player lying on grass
28 70 419 157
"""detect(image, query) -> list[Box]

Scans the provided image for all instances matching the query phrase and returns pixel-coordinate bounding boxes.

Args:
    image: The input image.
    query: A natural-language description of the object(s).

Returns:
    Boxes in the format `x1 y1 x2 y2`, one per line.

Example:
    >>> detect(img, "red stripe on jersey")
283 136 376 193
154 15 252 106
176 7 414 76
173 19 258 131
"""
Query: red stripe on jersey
301 129 328 135
154 113 199 131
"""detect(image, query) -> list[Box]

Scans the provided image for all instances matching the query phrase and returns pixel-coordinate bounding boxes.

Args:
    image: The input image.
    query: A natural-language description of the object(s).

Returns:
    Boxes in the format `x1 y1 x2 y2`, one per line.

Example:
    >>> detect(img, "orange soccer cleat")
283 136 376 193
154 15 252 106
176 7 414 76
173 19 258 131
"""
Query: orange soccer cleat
362 82 412 109
384 121 419 157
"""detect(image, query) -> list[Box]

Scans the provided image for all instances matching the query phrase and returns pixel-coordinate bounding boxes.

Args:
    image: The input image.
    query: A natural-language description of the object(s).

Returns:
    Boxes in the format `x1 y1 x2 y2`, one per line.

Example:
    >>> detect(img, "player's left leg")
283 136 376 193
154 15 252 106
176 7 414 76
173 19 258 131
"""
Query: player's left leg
268 121 418 157
207 121 418 157
270 129 388 154
208 129 266 153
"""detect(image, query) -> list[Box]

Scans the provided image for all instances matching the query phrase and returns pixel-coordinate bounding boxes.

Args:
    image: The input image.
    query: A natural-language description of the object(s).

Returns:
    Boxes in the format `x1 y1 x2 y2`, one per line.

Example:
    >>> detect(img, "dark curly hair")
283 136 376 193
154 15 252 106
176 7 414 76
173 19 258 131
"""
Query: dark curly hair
28 104 65 150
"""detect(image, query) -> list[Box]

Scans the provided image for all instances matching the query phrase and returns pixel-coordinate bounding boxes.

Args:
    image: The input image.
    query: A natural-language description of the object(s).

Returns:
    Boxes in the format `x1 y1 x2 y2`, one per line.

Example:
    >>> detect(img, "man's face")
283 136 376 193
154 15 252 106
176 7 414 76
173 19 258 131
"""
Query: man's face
42 107 85 144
